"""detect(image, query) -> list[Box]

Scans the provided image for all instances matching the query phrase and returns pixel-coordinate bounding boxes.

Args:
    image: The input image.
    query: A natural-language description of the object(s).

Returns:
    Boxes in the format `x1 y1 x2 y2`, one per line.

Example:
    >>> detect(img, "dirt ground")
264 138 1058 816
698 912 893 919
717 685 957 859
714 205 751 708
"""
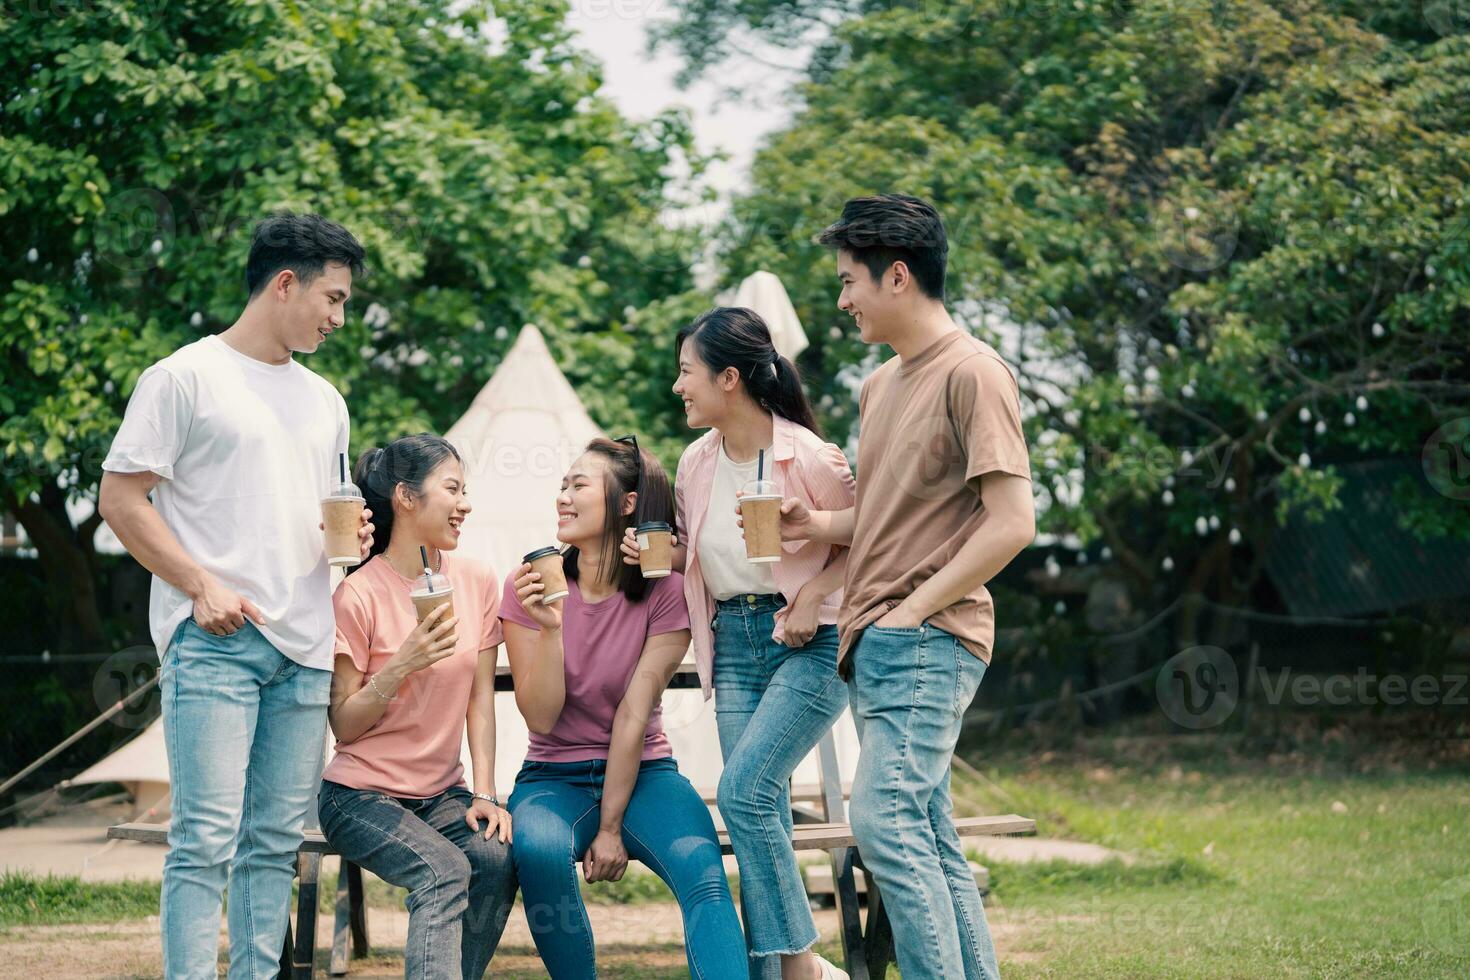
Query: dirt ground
0 900 1033 978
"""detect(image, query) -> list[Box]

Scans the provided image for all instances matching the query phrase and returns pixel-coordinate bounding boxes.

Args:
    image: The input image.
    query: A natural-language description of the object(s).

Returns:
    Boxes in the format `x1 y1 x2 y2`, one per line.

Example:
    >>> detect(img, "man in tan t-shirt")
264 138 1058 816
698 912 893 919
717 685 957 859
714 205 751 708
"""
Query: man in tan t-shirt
771 195 1034 980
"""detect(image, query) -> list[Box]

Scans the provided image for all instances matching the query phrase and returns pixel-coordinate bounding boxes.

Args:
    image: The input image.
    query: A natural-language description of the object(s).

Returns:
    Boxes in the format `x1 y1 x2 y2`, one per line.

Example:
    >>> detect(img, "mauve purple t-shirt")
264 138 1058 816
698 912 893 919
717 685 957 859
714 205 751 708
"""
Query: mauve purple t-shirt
500 573 689 763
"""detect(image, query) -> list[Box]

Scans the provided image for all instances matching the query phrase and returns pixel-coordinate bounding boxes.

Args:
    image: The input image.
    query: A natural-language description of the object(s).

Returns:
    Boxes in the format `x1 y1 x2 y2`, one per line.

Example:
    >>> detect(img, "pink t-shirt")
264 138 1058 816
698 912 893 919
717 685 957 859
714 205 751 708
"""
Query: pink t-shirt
322 553 504 798
499 573 689 763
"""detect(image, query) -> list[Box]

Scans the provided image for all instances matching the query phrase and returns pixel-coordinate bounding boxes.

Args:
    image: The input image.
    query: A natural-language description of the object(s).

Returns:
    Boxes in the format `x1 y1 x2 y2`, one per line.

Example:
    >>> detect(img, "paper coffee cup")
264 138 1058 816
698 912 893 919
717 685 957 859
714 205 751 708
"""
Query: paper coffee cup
524 546 569 603
635 521 673 579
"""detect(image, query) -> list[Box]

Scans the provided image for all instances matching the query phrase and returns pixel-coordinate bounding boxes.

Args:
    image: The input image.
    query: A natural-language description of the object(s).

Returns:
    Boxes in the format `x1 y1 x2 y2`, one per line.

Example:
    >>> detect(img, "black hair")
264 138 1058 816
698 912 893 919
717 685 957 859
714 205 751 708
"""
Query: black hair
349 433 462 573
816 194 948 301
562 437 675 603
675 307 822 437
245 213 366 299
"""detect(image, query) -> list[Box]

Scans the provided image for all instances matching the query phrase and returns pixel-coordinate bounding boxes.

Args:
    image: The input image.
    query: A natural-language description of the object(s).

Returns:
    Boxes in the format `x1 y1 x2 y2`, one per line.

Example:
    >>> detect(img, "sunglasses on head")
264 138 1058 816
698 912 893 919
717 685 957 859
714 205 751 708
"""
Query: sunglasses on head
613 434 642 498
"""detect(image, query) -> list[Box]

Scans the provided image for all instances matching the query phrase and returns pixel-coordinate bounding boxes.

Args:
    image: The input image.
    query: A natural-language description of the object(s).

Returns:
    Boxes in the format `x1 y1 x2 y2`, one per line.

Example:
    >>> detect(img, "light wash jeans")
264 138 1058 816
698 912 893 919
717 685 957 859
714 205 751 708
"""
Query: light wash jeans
159 618 331 979
712 593 847 977
508 756 747 980
318 780 518 980
847 623 1000 980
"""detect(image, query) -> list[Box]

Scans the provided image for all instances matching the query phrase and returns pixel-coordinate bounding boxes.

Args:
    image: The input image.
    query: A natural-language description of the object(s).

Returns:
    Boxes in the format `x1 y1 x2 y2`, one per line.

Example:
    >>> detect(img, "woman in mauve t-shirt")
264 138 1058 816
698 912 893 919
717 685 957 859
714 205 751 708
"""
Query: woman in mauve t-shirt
318 434 517 980
501 437 745 979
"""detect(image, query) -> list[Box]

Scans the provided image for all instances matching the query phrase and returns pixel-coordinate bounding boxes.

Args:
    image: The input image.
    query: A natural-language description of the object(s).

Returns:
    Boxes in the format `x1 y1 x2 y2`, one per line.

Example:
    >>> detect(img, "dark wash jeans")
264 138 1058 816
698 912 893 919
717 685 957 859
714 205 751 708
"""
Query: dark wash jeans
319 780 517 980
507 756 747 979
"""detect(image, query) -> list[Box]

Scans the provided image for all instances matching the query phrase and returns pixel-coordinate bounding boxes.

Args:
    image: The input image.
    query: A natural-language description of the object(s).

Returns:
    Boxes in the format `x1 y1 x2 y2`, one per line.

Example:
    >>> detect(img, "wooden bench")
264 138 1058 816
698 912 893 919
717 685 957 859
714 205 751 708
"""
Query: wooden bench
108 812 1033 980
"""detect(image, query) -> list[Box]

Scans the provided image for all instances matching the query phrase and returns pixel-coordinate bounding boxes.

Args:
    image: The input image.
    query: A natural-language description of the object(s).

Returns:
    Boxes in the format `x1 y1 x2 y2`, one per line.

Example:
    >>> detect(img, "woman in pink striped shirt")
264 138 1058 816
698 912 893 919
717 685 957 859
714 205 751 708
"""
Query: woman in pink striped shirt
621 307 856 980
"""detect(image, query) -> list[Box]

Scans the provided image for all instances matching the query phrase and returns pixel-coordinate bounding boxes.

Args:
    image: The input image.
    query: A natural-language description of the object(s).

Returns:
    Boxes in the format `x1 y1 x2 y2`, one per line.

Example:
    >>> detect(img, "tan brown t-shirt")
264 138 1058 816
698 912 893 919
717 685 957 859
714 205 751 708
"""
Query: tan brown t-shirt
837 330 1031 667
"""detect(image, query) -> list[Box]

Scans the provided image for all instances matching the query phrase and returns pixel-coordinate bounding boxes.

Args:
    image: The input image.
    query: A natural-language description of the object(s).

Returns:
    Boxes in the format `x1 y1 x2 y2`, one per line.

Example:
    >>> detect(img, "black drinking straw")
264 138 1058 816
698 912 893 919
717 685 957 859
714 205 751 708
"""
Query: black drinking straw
338 452 346 485
757 448 765 484
419 545 432 591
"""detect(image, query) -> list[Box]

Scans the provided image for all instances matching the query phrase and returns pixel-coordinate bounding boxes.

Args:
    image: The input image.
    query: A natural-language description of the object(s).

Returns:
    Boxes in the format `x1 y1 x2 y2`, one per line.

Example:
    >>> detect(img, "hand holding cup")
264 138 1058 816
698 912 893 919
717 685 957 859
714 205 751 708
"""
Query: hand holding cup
391 604 459 674
514 563 563 631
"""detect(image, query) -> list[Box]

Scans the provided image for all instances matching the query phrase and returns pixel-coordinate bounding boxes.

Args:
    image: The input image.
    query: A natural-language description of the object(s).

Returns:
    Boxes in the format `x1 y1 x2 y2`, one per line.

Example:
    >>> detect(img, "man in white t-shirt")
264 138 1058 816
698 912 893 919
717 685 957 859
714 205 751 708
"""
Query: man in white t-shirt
98 213 373 979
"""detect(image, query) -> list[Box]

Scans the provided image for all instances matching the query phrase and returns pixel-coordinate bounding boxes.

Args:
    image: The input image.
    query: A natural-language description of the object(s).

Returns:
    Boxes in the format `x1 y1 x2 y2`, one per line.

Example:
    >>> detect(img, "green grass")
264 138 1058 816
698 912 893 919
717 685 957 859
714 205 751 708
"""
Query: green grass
950 719 1470 978
0 872 159 928
5 709 1466 978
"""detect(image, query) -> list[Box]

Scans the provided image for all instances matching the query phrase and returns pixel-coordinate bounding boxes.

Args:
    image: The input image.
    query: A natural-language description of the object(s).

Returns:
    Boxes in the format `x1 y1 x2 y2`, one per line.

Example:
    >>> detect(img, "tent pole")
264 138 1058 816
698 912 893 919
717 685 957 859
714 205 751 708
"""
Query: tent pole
0 674 160 797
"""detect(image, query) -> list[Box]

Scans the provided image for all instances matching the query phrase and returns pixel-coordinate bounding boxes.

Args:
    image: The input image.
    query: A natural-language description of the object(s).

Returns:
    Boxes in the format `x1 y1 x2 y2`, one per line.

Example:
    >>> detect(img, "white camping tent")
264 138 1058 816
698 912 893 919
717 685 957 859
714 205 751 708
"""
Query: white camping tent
717 270 810 361
67 717 170 820
69 322 856 816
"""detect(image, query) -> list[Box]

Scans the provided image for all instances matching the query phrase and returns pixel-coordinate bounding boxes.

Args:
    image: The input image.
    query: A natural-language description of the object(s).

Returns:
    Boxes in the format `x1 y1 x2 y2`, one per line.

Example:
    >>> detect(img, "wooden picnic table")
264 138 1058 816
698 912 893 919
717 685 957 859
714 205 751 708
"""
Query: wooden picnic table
109 662 1035 979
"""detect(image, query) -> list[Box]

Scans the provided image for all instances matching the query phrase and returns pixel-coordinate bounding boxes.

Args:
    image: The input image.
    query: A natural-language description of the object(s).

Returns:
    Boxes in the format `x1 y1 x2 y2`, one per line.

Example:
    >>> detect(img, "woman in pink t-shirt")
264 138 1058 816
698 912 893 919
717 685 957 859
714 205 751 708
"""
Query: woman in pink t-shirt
318 434 516 980
501 437 746 979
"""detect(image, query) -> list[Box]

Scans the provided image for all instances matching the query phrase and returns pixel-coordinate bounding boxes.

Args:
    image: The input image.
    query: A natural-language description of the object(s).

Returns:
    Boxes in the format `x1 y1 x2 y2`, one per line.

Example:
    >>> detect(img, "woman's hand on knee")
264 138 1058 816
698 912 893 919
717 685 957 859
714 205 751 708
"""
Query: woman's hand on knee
465 798 512 844
582 829 628 883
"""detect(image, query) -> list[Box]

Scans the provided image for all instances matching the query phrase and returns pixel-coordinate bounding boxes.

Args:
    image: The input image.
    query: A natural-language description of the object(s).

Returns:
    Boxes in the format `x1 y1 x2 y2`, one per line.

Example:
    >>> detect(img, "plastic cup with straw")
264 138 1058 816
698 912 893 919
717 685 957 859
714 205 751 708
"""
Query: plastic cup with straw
322 452 366 567
740 448 783 563
409 544 455 636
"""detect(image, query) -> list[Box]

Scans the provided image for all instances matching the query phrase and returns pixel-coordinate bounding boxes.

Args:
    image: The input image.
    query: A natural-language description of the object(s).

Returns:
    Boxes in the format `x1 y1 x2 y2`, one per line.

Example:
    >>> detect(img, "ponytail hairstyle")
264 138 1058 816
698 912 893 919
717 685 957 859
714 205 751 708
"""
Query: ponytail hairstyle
349 433 462 574
562 436 675 603
675 307 822 437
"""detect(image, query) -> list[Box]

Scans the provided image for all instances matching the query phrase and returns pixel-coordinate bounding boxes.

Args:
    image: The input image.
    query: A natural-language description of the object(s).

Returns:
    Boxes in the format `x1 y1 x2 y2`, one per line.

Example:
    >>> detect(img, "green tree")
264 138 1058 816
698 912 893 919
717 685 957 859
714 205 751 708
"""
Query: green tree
1 0 703 651
659 0 1470 644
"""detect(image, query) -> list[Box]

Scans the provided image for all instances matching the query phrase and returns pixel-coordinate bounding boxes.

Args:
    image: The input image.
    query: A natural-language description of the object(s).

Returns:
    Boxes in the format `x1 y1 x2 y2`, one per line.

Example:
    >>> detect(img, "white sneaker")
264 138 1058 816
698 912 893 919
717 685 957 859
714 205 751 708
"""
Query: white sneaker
815 955 850 980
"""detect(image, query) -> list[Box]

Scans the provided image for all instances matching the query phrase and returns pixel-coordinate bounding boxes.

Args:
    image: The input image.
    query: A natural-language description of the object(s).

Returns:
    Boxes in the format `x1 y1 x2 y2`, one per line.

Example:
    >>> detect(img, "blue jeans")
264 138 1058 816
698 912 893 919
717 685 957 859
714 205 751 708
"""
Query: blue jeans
508 757 747 979
159 619 332 980
847 623 999 980
712 594 847 974
318 780 518 980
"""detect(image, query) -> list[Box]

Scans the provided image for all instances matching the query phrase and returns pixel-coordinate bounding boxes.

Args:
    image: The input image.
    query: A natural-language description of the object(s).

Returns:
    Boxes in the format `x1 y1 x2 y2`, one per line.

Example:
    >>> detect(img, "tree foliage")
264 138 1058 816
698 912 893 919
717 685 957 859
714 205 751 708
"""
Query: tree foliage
665 0 1470 634
1 0 702 648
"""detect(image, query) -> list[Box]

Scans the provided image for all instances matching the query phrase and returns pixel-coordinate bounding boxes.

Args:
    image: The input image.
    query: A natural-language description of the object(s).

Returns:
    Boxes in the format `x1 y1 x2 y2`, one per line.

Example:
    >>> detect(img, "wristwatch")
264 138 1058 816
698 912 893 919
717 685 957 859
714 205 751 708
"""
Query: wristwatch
473 792 500 807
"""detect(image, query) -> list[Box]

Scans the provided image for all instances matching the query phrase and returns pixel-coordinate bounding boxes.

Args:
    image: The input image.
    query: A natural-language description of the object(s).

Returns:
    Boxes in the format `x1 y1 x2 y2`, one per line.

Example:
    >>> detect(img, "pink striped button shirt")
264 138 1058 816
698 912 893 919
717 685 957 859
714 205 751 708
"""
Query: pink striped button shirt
674 413 858 700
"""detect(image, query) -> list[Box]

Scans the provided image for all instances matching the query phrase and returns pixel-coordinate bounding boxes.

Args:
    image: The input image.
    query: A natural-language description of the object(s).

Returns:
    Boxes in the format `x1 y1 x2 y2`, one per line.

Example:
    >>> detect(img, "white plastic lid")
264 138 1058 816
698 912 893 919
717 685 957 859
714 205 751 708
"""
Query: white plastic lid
410 572 452 596
741 479 778 497
328 479 363 499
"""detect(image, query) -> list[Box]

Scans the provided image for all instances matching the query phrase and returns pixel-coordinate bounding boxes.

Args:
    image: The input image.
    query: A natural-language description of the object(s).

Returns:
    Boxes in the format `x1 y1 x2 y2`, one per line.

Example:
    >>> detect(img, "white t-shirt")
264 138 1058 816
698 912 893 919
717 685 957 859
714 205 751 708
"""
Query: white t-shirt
697 440 778 602
103 335 349 669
